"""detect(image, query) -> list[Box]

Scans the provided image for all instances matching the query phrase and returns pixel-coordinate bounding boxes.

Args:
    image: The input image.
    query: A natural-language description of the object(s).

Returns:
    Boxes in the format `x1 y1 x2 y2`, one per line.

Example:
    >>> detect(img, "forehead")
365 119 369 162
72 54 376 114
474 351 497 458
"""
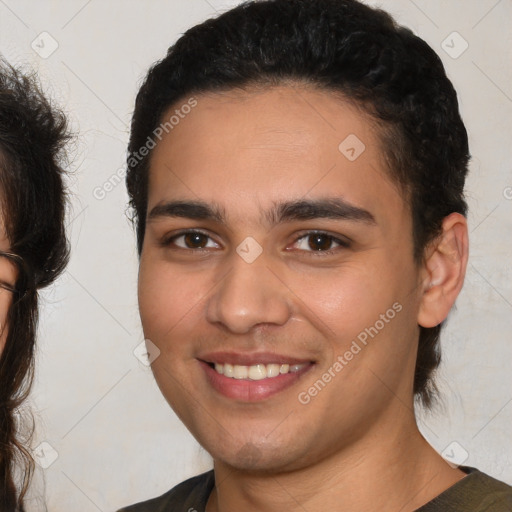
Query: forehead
147 85 406 226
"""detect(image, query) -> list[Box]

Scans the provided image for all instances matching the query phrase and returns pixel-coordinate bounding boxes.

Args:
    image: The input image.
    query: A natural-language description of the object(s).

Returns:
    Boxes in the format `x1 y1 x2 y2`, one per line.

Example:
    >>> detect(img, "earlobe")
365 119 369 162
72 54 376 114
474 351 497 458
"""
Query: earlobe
418 213 469 328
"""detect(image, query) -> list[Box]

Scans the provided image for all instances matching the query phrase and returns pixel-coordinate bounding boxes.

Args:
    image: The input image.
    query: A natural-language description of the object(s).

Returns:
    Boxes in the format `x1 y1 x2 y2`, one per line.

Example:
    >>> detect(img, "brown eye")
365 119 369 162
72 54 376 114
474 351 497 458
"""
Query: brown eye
293 231 350 255
307 234 334 251
183 232 208 248
162 230 219 250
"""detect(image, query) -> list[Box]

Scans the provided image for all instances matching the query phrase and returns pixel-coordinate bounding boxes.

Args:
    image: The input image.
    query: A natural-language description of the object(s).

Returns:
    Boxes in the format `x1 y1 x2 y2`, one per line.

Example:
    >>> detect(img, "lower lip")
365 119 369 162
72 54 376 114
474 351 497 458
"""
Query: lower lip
200 361 313 402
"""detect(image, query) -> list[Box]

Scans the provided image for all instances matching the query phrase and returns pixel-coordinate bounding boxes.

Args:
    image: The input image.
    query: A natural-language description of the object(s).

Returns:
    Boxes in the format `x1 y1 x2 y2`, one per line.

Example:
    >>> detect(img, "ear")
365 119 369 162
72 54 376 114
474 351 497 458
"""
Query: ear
417 213 469 328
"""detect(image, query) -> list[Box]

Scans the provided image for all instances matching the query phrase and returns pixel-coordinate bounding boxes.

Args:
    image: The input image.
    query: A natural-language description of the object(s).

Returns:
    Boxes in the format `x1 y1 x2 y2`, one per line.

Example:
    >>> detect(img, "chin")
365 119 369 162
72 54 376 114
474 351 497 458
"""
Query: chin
207 437 310 474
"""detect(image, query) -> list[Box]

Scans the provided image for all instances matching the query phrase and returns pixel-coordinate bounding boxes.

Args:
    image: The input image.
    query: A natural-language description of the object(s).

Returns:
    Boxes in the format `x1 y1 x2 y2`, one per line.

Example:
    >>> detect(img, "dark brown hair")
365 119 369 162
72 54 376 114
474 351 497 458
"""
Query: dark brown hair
126 0 469 408
0 58 69 510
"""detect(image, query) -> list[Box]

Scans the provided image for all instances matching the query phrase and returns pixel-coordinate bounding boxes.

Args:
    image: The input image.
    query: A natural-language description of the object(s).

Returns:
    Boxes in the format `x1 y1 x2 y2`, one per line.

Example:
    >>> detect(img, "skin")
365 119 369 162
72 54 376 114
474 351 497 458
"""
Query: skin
0 219 15 354
138 84 469 511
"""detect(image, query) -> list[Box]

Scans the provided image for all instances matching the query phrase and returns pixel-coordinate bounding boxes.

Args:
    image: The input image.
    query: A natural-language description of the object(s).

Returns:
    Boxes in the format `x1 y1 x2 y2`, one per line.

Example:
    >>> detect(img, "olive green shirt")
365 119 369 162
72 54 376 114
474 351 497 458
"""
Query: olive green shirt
119 466 512 511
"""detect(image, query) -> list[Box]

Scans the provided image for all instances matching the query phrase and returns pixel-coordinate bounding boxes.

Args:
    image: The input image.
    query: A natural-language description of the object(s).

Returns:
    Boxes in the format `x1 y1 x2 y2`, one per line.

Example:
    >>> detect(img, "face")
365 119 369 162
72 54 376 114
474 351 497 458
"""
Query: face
138 85 426 473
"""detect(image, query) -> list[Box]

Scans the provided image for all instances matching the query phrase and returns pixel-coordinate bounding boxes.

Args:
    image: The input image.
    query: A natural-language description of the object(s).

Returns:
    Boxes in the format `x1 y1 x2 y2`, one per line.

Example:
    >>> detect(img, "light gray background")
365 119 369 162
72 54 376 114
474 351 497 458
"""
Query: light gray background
0 0 511 510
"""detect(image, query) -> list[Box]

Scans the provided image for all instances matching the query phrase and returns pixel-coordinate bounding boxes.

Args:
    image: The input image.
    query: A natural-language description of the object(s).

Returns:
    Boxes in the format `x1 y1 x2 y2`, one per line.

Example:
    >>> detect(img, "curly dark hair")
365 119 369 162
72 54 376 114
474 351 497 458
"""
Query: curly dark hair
126 0 469 408
0 58 70 510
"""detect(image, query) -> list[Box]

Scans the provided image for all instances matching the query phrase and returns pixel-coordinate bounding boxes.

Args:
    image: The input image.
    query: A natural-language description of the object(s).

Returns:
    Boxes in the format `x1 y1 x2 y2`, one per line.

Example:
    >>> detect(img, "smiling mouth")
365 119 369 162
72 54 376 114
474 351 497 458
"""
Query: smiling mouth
210 362 308 381
200 357 314 401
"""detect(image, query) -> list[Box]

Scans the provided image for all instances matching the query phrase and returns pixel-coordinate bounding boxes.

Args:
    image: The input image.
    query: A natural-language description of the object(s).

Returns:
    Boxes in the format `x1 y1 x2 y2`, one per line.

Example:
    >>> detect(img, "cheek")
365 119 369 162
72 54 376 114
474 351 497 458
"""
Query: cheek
290 255 419 373
287 260 396 338
137 256 207 345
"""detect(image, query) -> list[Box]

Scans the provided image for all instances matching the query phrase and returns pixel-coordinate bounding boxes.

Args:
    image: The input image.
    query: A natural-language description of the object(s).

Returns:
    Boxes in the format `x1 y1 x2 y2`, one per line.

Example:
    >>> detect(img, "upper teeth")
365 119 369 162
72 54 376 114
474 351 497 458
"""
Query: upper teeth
214 363 306 380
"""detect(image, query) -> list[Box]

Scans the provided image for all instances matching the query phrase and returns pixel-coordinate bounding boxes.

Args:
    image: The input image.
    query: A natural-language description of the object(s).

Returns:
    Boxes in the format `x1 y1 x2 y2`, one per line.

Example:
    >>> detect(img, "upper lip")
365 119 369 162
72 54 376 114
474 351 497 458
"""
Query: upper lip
198 351 313 366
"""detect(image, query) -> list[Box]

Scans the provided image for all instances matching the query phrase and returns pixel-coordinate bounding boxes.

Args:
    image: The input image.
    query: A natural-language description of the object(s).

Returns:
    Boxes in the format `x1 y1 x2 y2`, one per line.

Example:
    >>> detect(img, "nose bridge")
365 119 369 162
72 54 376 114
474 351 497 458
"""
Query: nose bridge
206 247 291 333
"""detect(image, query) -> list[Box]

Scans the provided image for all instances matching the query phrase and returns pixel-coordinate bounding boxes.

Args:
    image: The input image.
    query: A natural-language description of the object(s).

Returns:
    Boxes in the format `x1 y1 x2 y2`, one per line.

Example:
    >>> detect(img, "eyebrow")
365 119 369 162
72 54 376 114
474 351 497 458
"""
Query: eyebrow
147 197 376 226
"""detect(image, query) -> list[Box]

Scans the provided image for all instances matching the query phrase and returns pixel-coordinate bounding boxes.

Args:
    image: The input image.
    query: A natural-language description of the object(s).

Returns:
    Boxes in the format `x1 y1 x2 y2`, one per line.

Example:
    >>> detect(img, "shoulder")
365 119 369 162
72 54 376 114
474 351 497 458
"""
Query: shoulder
418 467 512 512
117 470 215 512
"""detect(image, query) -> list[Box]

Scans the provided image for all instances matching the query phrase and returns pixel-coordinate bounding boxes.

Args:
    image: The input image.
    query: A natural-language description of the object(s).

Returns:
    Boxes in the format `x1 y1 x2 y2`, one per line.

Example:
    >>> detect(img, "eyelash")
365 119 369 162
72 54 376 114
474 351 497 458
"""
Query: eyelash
160 229 350 256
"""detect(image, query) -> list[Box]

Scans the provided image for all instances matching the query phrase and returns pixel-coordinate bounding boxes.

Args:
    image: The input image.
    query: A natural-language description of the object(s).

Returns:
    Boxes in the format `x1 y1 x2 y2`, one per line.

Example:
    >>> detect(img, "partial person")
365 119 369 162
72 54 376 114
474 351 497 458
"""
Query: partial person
0 58 69 511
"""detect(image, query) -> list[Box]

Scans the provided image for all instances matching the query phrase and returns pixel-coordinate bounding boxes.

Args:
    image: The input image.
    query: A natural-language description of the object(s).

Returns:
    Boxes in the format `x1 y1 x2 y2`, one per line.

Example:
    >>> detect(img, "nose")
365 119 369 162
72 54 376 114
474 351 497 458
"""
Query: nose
206 250 292 334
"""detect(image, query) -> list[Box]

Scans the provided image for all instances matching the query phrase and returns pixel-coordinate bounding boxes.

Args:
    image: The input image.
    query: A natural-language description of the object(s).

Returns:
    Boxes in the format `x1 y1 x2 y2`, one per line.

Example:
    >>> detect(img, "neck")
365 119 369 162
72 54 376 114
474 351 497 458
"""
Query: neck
206 407 465 512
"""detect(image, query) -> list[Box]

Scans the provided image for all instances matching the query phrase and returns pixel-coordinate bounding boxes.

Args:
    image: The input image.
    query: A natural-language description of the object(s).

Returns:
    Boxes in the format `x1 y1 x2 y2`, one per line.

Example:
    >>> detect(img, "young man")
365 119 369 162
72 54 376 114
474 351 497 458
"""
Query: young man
121 0 512 510
0 58 69 510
